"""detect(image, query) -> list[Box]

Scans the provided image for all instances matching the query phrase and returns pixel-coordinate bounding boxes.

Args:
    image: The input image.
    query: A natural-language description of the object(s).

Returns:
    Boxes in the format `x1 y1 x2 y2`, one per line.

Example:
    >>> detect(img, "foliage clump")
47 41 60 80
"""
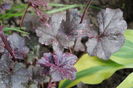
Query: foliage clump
0 0 129 88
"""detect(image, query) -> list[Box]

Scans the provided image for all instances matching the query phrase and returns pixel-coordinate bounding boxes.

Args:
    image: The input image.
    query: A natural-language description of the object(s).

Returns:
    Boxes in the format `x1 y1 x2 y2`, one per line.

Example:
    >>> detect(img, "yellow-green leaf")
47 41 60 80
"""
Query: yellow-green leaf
117 72 133 88
59 54 123 88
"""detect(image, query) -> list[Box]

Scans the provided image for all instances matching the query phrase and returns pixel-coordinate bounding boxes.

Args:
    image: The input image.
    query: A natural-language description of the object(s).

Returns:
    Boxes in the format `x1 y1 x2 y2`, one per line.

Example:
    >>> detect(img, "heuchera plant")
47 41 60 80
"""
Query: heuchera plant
35 7 127 87
36 8 127 60
0 0 127 88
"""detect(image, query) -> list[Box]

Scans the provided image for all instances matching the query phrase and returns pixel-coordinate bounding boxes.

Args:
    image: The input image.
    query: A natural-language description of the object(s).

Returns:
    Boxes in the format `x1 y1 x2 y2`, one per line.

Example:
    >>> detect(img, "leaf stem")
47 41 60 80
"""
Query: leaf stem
20 4 30 29
80 0 92 24
0 26 16 61
72 38 77 52
48 76 52 88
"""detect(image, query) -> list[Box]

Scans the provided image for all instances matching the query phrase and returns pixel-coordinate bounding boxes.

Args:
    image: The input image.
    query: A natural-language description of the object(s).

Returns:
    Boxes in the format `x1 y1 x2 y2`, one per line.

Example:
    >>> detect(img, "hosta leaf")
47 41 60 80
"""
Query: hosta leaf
59 30 133 88
117 72 133 88
59 54 123 88
124 29 133 42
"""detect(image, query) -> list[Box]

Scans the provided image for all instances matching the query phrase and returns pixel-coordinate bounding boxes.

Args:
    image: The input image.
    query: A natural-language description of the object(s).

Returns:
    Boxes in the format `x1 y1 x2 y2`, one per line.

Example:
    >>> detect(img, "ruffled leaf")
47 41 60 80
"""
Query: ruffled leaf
36 9 90 52
0 54 31 88
36 12 65 45
37 52 77 81
86 8 127 60
8 33 29 60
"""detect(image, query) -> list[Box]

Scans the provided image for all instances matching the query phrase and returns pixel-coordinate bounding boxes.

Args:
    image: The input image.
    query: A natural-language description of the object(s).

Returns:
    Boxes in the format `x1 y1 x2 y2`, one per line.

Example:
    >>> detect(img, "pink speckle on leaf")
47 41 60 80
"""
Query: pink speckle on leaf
37 52 77 81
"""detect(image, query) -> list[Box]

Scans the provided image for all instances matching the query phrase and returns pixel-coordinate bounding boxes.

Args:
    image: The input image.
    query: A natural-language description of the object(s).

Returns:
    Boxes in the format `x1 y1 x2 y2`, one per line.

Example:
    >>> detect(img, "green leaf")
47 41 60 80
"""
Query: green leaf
48 3 101 10
0 4 27 20
46 4 82 14
48 3 70 7
3 27 29 35
117 72 133 88
59 30 133 88
46 4 100 14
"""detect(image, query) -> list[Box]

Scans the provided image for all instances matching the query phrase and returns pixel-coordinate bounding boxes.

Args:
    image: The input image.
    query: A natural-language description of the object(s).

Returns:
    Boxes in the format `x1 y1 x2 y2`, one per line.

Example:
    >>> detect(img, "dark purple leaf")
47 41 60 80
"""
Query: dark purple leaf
86 8 127 60
37 52 77 81
0 53 14 74
0 54 31 88
35 12 66 51
11 63 31 88
0 54 14 88
36 9 90 52
0 52 42 88
8 33 29 60
57 9 90 51
59 9 90 39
